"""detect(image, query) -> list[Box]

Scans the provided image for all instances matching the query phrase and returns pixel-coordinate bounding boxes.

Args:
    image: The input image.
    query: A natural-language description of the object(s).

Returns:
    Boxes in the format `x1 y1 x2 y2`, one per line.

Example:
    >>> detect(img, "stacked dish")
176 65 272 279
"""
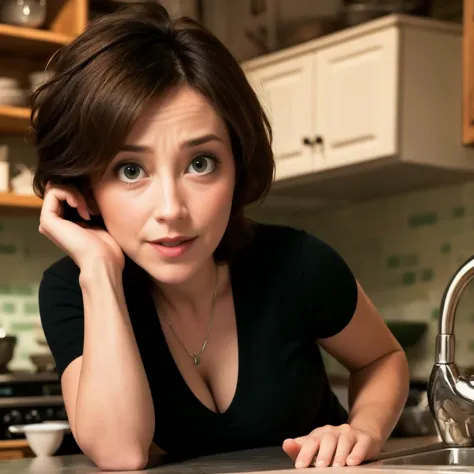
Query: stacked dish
0 77 27 107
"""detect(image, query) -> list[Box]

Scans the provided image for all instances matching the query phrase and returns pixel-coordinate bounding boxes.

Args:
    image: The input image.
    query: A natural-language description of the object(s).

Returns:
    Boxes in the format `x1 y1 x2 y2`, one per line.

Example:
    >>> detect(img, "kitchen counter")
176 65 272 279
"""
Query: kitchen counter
0 436 451 474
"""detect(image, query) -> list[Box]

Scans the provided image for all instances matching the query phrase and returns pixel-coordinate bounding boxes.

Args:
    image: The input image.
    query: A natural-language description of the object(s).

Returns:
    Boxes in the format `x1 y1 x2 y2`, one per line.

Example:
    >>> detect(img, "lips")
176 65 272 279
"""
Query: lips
152 236 194 245
160 241 186 247
149 236 197 258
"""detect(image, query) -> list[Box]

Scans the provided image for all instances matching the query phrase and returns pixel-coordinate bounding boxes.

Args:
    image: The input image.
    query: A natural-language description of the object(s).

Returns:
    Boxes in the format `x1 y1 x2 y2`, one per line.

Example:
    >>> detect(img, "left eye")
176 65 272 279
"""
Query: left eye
186 156 216 175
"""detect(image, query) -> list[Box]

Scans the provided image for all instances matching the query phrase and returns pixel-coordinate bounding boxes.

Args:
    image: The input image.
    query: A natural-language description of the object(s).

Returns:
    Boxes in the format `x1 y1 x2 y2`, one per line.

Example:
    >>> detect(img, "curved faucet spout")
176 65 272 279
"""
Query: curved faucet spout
428 255 474 446
439 256 474 335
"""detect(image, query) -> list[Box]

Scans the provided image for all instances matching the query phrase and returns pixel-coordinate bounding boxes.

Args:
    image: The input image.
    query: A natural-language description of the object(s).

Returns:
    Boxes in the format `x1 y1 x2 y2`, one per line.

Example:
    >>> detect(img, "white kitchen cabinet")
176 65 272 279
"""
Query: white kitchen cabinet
314 28 398 169
247 56 314 180
242 15 474 202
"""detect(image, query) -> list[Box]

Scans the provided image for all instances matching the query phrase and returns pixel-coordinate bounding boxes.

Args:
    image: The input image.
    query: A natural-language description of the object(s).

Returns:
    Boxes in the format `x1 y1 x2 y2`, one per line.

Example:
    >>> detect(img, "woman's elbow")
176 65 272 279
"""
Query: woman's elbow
93 449 149 471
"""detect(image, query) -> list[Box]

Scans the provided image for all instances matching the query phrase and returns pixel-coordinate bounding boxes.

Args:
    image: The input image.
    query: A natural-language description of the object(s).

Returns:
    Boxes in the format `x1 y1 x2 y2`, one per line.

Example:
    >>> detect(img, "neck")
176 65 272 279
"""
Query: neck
153 259 226 316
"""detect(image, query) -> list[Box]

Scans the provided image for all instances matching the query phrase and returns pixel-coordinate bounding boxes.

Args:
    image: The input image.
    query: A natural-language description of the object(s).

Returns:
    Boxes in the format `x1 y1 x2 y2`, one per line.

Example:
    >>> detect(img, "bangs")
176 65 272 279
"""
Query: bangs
31 29 184 194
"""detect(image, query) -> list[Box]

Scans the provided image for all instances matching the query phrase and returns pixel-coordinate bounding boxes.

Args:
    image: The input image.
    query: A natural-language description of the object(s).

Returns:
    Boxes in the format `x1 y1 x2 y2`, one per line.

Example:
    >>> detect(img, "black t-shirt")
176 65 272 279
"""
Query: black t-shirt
38 223 358 458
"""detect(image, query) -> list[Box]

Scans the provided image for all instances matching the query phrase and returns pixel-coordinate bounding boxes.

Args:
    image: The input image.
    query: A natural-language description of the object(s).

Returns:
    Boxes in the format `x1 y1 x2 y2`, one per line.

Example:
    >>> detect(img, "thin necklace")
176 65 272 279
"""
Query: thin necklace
162 265 218 367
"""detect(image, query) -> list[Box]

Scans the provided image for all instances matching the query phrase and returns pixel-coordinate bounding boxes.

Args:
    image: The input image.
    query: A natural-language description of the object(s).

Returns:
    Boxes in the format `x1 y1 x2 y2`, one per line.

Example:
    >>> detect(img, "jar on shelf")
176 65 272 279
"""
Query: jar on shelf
0 0 47 29
0 146 9 193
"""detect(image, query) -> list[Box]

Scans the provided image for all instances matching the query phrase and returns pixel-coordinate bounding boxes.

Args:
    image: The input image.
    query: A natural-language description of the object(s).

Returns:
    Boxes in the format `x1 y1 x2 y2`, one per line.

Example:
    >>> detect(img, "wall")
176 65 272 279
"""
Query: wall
202 0 343 61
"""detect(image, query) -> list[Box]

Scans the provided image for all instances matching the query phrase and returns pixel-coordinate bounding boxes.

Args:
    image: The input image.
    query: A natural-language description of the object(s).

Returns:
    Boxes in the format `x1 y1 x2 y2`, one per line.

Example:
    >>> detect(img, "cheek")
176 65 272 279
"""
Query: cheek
95 190 145 241
198 181 234 234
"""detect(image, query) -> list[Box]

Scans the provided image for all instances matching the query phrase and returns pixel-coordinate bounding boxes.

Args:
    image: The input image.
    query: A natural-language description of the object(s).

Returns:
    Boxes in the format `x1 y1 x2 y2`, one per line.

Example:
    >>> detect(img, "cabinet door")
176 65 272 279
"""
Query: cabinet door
314 28 398 169
463 0 474 144
246 56 314 180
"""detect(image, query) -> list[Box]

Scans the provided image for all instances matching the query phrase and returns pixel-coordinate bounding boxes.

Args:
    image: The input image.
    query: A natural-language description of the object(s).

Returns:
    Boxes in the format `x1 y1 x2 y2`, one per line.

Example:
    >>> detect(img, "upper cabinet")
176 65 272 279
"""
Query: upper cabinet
314 28 398 170
246 56 313 180
243 14 474 202
463 0 474 144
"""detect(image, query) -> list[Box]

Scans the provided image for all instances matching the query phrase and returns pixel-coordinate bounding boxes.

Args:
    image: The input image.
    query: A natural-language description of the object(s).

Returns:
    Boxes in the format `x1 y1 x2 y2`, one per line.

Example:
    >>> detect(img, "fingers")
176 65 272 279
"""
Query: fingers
313 433 338 467
296 436 321 468
331 434 354 467
283 425 375 469
282 438 300 463
40 182 91 231
347 433 372 466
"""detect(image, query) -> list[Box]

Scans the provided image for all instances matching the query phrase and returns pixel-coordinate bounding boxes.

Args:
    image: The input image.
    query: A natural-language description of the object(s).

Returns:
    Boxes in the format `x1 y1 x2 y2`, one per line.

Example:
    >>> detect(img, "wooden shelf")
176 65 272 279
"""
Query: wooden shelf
0 23 72 57
0 439 29 449
0 106 31 134
0 192 42 215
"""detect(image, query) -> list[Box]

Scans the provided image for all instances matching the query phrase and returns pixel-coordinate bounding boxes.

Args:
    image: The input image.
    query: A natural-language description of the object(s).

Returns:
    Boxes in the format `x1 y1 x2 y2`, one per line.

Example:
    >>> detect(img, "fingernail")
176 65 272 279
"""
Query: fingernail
316 460 326 467
295 460 305 468
333 462 341 467
347 458 357 465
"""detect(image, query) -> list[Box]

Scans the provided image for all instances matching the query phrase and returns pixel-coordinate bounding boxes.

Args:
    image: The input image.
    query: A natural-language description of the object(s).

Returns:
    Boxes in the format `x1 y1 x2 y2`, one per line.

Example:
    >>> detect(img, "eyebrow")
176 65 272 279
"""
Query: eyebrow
119 134 223 153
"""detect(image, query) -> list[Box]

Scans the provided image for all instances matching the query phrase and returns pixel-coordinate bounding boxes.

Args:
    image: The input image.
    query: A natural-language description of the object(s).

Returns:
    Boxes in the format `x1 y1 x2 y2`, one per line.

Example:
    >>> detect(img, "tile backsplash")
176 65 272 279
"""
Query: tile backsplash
4 178 474 377
0 218 62 371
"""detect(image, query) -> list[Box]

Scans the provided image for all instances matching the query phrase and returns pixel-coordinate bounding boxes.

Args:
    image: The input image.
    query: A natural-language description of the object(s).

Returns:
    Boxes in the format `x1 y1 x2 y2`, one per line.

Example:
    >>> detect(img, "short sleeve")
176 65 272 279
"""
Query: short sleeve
299 231 358 339
38 258 85 380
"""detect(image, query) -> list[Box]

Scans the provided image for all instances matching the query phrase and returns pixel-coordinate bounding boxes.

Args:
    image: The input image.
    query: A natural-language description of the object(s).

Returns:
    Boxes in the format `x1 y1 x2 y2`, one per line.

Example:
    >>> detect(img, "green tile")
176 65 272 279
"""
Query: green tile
402 272 416 286
468 341 474 352
432 308 440 320
387 256 400 269
0 244 16 255
23 302 38 315
470 313 474 323
421 268 434 282
440 242 452 254
408 212 438 228
453 206 466 218
11 285 33 296
10 322 35 332
0 303 15 314
0 285 11 295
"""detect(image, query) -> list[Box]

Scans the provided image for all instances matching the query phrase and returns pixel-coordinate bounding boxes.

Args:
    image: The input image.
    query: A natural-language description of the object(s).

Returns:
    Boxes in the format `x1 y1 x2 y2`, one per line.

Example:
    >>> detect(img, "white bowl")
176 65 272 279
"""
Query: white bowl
9 422 70 457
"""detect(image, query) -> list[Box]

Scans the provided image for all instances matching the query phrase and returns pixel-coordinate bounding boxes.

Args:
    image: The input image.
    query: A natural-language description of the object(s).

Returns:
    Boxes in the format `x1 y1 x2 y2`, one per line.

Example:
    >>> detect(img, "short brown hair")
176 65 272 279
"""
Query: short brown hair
31 2 274 263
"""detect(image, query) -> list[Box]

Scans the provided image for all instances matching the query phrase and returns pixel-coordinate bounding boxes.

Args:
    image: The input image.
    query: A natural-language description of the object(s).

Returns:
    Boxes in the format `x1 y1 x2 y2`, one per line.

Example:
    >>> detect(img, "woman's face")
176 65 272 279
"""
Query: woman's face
91 85 236 284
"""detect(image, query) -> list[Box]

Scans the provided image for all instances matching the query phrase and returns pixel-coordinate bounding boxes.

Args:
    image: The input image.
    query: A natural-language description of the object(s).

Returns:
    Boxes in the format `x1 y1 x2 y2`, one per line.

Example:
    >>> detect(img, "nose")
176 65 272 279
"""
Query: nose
152 179 186 222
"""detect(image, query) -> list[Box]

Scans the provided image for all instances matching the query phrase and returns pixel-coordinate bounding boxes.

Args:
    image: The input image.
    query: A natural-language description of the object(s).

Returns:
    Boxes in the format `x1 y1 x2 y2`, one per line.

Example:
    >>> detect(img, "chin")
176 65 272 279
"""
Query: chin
145 263 200 285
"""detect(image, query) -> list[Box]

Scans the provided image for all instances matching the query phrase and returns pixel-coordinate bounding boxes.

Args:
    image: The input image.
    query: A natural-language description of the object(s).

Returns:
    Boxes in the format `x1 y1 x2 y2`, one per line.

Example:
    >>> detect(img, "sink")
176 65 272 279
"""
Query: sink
366 445 474 470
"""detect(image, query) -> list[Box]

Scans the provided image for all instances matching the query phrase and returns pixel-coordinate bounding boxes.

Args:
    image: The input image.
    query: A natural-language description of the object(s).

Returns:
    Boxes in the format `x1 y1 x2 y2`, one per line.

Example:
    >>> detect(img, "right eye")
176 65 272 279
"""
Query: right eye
116 163 146 183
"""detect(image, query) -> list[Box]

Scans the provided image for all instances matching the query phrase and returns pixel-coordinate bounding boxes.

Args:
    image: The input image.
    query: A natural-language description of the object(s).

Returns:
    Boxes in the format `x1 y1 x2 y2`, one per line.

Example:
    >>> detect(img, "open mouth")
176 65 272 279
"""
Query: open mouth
150 237 197 257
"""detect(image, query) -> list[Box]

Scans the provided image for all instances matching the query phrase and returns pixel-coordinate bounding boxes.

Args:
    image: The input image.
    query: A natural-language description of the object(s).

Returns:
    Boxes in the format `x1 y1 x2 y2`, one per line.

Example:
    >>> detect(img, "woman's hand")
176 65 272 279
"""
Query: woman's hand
282 424 383 468
39 183 124 270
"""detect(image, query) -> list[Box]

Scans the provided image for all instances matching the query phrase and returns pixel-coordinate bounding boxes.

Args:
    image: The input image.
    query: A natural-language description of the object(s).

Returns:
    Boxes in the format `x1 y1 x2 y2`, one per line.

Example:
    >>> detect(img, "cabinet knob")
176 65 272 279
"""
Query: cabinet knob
302 136 324 146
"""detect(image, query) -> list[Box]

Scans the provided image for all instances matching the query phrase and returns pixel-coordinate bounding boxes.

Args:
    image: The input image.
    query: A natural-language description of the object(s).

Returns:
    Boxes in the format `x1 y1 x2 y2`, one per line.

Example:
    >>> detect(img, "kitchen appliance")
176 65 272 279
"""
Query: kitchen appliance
0 371 80 455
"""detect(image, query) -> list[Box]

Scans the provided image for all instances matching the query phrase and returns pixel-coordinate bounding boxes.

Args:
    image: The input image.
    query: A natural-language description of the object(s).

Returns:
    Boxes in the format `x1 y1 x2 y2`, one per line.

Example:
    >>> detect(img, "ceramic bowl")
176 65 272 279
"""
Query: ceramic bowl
9 422 70 457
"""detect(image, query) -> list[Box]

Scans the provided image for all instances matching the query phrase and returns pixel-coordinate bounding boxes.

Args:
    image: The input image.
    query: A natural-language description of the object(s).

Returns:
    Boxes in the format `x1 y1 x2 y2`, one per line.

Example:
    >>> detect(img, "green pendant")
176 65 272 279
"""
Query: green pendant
193 355 200 366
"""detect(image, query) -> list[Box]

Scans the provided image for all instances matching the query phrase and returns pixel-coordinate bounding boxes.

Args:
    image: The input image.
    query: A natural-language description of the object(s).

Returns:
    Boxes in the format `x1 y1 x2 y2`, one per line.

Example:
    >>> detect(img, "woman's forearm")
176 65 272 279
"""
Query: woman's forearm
75 259 155 469
347 349 409 445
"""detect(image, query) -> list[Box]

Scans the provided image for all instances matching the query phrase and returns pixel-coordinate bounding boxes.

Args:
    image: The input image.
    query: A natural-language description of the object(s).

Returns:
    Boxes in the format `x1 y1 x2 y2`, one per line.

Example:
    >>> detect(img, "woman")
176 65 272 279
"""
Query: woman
34 3 409 471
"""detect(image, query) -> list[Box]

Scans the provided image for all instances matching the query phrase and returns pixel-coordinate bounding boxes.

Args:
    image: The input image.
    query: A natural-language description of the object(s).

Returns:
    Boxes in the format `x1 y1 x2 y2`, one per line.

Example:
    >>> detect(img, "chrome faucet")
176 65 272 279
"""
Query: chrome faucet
428 256 474 446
